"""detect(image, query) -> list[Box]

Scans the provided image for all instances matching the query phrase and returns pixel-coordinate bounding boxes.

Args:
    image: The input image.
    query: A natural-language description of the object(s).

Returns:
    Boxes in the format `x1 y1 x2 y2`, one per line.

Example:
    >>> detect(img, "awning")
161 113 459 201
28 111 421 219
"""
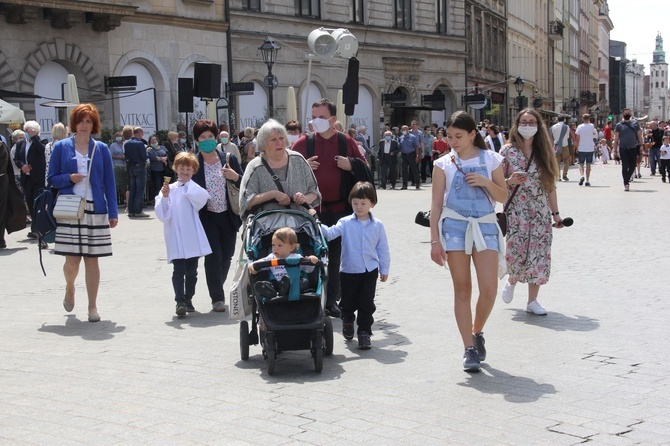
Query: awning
0 99 26 124
0 89 41 100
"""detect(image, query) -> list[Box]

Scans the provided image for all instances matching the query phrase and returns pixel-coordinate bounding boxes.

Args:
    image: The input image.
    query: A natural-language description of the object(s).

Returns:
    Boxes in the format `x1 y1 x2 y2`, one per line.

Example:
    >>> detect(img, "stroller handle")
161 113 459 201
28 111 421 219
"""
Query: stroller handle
252 257 322 270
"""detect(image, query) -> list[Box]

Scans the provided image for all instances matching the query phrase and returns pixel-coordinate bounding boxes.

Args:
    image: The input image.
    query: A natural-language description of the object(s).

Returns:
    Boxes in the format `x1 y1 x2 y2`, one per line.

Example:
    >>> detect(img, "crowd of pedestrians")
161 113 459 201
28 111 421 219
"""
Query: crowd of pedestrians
3 99 669 372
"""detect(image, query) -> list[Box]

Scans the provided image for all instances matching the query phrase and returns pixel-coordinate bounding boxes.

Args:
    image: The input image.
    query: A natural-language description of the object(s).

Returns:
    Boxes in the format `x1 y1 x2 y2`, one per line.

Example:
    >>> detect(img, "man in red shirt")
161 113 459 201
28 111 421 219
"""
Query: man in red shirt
292 98 366 317
604 120 613 151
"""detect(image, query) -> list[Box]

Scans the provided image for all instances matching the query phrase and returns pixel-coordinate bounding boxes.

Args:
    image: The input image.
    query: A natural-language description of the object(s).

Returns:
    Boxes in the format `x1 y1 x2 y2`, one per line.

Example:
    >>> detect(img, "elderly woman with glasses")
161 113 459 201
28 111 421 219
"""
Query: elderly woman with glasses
499 108 562 316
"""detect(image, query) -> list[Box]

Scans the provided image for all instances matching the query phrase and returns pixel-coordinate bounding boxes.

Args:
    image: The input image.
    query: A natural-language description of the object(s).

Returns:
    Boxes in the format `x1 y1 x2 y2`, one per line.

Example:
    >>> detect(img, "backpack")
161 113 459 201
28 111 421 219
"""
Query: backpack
32 187 58 276
306 133 375 213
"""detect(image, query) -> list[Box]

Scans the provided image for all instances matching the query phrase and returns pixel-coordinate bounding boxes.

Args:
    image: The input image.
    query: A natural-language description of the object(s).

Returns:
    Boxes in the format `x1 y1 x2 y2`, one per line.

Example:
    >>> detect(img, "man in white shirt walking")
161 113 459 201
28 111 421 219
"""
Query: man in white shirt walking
574 113 597 186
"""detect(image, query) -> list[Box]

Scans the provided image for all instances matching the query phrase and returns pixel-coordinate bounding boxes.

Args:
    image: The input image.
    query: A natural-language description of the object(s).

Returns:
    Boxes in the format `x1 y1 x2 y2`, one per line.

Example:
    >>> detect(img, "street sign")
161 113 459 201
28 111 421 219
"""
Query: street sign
106 76 137 88
227 82 255 93
490 92 505 104
462 94 486 104
422 93 445 103
382 92 406 103
263 75 278 89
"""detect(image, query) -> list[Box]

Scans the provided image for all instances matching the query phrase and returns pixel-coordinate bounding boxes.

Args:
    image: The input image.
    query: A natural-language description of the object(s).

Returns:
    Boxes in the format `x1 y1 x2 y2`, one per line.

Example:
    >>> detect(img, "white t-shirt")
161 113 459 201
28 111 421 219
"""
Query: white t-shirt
575 123 597 152
550 122 570 147
434 149 503 207
660 144 670 160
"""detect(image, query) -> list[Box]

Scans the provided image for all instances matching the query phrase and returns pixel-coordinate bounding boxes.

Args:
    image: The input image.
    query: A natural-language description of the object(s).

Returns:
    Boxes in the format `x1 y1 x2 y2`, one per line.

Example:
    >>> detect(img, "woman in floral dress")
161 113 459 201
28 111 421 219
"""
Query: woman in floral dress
500 109 562 315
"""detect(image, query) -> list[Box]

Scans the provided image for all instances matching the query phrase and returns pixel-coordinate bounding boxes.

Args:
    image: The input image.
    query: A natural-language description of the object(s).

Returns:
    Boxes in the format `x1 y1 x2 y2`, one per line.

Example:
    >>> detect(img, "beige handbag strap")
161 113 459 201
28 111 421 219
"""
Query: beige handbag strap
82 141 97 200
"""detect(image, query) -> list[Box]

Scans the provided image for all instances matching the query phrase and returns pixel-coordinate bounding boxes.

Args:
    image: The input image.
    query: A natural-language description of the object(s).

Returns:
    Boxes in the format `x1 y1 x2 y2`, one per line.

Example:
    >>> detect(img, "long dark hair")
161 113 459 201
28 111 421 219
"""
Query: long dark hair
508 109 558 191
445 111 487 150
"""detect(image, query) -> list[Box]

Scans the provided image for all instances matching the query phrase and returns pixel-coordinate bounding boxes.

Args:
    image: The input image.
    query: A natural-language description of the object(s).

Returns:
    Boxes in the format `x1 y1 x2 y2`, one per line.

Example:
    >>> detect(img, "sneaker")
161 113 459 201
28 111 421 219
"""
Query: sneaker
212 301 226 312
358 331 371 350
176 302 187 316
128 213 136 218
501 281 516 304
579 177 585 186
624 184 630 191
135 212 150 218
342 317 355 341
325 304 342 318
585 181 591 186
184 300 195 312
473 332 486 361
526 300 548 315
254 281 278 298
562 175 569 181
463 346 480 372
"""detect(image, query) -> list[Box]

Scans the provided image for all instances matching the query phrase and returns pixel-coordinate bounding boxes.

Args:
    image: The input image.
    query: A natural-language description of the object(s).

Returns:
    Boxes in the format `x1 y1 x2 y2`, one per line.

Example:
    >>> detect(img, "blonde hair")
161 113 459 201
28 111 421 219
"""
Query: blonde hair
272 227 299 253
51 122 68 141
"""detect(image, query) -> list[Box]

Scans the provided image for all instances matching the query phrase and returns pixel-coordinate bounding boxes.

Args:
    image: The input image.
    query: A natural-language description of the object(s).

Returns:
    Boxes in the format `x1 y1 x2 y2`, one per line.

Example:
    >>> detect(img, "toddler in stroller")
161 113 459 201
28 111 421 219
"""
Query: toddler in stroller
249 227 318 299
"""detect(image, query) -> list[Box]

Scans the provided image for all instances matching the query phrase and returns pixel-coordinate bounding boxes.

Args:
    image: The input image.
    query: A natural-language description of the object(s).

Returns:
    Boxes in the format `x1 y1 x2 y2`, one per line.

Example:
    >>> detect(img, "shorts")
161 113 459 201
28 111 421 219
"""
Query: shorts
578 152 594 165
442 220 499 252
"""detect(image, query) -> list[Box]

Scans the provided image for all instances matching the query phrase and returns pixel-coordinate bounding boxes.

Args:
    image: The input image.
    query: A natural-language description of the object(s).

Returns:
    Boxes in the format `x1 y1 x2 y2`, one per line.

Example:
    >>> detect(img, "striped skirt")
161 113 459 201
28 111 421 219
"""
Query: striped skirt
54 201 113 257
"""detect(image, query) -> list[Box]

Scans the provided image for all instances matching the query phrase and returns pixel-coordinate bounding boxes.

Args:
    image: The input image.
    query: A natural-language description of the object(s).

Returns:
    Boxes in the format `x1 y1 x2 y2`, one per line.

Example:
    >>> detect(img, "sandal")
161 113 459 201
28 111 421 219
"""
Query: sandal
88 311 101 322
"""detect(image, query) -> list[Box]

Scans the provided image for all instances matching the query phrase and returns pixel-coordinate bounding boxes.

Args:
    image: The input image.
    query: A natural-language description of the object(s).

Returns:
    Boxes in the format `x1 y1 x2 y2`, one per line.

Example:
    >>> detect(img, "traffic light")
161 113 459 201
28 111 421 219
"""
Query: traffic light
608 115 613 121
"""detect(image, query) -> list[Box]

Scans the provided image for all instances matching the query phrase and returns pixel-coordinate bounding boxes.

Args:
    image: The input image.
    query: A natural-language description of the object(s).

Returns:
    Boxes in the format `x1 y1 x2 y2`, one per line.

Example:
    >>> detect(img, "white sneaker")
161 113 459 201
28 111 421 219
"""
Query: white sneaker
501 281 516 304
526 300 548 315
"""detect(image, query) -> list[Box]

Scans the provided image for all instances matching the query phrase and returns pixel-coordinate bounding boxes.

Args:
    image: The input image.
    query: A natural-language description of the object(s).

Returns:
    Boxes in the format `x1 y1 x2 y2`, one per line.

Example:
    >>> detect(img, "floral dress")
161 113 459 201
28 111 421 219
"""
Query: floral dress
501 145 552 285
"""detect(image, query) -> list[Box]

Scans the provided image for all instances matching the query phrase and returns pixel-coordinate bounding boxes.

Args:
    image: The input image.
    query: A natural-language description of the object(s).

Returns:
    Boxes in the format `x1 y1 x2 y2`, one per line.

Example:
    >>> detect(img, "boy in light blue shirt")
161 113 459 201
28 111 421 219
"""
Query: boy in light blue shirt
320 181 390 349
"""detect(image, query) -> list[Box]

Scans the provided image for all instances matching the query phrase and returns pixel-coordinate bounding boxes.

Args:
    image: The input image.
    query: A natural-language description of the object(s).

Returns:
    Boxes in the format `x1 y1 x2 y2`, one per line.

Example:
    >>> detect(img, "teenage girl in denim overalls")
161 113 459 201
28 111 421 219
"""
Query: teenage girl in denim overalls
429 111 507 373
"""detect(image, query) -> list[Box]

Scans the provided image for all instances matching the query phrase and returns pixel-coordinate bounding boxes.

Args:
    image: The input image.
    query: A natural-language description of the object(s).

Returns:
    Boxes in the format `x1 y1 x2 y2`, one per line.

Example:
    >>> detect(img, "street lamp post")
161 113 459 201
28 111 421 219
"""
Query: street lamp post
514 76 525 112
259 36 281 119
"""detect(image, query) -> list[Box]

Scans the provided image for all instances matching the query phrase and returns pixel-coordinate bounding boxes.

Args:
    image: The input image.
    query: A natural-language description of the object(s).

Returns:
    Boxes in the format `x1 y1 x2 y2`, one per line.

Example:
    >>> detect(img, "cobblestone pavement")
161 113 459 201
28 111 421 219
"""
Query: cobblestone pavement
1 159 669 445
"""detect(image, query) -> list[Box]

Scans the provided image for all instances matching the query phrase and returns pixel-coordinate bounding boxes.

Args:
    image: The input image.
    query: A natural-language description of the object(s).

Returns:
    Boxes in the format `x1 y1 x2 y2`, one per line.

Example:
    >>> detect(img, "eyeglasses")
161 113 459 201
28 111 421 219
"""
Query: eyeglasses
519 121 538 127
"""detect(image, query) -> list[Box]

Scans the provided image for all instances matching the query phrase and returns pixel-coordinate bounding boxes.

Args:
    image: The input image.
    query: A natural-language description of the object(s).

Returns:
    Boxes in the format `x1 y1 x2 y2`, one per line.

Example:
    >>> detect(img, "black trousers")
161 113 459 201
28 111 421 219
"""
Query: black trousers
320 210 347 308
340 269 378 334
420 155 432 182
401 153 420 186
201 210 237 303
660 159 670 180
620 147 639 185
22 175 44 216
172 257 199 302
379 153 398 187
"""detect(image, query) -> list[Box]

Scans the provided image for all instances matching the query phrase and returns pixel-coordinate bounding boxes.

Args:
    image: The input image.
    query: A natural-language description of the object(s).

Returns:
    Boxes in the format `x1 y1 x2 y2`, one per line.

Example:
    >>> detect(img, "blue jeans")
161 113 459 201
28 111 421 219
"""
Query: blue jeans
172 257 199 302
649 147 661 174
128 165 147 214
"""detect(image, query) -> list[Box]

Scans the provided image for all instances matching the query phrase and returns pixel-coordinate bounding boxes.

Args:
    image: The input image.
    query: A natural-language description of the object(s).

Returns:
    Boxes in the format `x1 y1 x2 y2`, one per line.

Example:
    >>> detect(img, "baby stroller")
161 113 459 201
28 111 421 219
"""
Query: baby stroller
238 209 333 375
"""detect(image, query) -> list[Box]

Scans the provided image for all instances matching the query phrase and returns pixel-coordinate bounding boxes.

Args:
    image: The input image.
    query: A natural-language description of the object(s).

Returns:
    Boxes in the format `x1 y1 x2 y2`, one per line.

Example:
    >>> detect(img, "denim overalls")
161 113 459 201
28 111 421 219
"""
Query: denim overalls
442 149 498 252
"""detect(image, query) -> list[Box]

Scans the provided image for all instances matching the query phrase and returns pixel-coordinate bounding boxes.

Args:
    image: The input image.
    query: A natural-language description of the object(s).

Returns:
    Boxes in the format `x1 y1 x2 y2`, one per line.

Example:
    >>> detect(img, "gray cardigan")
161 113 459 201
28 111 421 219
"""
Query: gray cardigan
239 150 321 216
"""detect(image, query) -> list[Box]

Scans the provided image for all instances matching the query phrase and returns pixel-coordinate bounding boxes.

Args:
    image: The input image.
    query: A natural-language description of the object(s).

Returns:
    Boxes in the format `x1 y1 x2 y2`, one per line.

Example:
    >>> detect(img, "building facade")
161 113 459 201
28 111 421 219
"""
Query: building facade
0 0 229 139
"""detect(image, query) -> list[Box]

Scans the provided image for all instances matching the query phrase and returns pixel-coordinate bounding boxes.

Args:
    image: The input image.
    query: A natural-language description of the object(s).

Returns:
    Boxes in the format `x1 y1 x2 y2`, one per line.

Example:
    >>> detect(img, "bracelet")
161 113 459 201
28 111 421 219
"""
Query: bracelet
431 240 440 244
551 211 560 216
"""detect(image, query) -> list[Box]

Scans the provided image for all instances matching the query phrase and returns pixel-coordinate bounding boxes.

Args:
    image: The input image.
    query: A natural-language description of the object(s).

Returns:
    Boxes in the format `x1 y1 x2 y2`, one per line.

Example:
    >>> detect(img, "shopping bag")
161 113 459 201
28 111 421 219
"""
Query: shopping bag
229 254 253 320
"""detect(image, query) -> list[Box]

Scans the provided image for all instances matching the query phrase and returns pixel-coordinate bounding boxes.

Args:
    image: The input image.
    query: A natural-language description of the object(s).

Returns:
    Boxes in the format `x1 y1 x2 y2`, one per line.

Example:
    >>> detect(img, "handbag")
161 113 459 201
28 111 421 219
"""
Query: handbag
229 250 253 320
53 142 97 220
499 152 534 236
225 152 241 215
414 210 430 227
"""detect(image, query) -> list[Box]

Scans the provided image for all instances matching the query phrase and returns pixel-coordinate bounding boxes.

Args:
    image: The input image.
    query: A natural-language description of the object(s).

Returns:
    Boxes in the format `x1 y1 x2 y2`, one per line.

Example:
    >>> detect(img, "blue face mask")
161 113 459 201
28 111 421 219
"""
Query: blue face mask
385 136 392 141
402 130 407 136
198 139 217 153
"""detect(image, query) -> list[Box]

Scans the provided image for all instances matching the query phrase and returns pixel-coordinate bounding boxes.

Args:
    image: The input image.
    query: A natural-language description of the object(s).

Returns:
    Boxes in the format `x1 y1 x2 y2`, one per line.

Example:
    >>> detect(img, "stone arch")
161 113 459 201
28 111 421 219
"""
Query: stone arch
18 38 103 115
387 76 419 106
112 50 171 131
0 50 17 92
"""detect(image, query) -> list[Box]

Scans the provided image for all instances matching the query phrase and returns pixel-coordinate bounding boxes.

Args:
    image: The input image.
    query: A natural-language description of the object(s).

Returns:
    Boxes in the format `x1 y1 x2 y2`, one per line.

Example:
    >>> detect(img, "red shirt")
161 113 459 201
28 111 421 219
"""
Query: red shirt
604 125 612 141
433 139 449 154
292 132 365 212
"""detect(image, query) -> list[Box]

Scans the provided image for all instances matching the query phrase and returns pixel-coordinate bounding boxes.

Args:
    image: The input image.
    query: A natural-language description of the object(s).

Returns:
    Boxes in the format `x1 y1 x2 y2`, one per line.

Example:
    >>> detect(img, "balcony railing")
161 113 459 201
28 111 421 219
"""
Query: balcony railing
548 20 564 40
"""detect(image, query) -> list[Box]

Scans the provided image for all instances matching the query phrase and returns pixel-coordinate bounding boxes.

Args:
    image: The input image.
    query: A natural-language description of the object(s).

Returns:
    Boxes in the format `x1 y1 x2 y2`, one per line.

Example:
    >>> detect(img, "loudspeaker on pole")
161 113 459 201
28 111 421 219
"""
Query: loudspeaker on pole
193 63 222 99
178 78 194 113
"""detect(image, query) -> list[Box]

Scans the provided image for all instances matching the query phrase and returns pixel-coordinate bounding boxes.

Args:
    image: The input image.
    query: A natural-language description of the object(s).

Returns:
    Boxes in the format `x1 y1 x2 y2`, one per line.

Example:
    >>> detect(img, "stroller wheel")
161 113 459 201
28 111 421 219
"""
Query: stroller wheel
266 332 277 376
312 331 324 373
239 320 250 361
324 317 334 357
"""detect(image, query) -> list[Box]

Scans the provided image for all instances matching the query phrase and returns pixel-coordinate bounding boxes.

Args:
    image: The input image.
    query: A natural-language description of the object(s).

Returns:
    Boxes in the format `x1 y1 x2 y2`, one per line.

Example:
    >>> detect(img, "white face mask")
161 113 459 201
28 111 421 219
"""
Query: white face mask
286 134 299 144
518 126 538 139
311 118 331 134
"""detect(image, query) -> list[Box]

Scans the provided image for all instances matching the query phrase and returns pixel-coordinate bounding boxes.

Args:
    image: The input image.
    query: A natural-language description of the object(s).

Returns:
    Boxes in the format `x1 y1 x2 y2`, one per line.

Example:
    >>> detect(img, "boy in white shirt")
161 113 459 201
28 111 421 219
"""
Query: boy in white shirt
660 136 670 183
156 152 212 316
574 113 597 186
